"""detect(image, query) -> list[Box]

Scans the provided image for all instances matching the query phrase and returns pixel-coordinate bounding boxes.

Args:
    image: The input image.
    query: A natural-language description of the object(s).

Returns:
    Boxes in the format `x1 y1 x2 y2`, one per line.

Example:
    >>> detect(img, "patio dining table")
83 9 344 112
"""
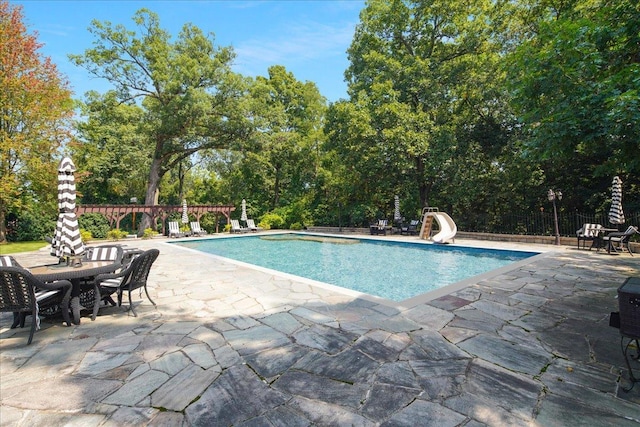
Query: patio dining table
30 260 121 325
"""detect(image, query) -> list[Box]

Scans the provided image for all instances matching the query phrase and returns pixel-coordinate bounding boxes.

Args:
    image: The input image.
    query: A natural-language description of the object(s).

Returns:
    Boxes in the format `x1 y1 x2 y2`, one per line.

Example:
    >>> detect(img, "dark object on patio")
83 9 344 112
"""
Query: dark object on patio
0 266 72 344
91 248 159 319
617 277 640 390
602 226 638 255
576 223 604 250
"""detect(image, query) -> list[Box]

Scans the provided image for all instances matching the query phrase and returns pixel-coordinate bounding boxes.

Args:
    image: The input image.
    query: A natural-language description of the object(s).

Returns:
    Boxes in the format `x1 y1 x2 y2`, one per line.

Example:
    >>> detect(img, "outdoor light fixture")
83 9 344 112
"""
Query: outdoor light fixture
548 189 562 245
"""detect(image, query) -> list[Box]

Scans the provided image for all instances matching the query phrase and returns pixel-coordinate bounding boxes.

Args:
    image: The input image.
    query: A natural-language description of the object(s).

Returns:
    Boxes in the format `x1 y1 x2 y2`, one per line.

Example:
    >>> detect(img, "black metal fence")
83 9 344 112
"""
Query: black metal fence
458 211 640 237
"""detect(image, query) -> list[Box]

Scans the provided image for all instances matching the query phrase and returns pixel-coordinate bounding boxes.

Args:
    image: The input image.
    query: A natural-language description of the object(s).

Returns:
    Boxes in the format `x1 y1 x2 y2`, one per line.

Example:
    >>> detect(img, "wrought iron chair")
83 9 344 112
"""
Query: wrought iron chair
0 266 72 344
602 226 638 255
91 249 160 319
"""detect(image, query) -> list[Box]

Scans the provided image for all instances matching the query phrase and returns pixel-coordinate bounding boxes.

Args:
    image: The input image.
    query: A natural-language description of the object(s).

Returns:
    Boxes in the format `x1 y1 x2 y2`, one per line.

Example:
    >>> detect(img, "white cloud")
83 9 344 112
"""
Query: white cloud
233 19 356 75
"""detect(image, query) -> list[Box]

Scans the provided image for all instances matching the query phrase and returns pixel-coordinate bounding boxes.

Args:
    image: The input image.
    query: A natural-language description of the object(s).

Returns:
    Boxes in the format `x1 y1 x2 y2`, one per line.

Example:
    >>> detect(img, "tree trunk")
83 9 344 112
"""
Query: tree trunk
0 207 6 243
272 167 281 209
416 157 430 208
138 158 162 235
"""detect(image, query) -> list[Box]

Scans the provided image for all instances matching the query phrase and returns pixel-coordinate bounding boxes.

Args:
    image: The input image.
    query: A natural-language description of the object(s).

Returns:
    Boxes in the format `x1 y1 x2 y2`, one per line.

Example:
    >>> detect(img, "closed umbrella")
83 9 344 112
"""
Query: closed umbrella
609 176 625 225
51 157 85 261
394 195 402 223
241 199 248 225
181 199 189 224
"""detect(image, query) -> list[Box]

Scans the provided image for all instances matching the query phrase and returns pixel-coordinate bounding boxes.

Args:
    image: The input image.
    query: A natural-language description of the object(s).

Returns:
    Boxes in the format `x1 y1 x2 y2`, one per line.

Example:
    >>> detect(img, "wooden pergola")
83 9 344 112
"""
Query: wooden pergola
76 204 235 234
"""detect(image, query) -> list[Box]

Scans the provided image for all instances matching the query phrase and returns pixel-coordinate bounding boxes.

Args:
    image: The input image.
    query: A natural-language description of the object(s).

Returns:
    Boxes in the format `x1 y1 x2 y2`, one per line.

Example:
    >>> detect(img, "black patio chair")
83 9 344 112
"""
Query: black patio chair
602 226 638 255
0 266 72 344
91 248 159 319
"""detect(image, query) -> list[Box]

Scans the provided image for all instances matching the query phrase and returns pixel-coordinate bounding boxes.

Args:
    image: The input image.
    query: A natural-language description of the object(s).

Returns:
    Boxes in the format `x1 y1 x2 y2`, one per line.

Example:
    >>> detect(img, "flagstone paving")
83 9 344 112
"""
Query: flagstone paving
1 234 640 426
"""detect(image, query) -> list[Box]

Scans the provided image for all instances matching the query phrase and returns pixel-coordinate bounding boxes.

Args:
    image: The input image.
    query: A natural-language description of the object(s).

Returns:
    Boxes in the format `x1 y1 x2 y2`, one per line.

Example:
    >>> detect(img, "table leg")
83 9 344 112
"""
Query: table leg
70 297 81 325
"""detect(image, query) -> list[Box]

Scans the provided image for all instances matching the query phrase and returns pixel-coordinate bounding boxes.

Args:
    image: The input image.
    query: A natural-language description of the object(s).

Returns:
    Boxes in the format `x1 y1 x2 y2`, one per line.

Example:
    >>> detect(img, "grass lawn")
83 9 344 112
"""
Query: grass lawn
0 241 49 254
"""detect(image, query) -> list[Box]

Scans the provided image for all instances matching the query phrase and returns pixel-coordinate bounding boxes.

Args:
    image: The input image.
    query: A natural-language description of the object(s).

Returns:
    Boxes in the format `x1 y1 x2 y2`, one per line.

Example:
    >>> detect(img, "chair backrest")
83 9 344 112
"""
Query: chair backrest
622 226 638 238
231 219 241 229
0 256 21 267
0 266 37 313
85 245 124 264
246 219 256 228
120 249 160 291
581 223 603 238
190 222 201 232
169 221 179 232
377 219 388 228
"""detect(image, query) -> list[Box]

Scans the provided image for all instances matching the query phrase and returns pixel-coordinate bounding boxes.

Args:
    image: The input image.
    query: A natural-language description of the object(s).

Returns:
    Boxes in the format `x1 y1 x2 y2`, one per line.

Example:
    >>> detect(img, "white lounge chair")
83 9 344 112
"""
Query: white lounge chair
246 219 263 232
190 221 207 236
168 221 185 238
230 219 248 233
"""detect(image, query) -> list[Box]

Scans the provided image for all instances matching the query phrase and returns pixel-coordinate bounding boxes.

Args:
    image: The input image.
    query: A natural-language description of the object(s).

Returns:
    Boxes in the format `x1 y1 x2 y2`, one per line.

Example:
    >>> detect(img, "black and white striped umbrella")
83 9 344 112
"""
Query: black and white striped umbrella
394 195 402 222
241 199 248 223
181 199 189 224
609 176 625 225
51 157 85 258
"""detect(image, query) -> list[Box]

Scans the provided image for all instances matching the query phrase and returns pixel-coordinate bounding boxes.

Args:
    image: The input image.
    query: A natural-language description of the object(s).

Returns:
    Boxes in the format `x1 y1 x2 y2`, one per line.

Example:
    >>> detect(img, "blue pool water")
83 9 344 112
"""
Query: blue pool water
174 234 538 302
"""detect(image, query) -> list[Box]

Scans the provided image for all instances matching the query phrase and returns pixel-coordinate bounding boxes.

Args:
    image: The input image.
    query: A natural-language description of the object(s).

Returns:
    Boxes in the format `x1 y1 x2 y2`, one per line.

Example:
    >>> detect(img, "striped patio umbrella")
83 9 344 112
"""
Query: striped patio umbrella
51 157 85 259
241 199 248 224
609 176 625 225
181 199 189 224
394 195 402 223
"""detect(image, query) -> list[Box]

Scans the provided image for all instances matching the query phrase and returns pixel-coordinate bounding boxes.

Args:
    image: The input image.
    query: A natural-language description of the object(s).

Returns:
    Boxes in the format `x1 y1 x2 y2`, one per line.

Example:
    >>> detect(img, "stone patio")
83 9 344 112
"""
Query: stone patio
1 234 639 426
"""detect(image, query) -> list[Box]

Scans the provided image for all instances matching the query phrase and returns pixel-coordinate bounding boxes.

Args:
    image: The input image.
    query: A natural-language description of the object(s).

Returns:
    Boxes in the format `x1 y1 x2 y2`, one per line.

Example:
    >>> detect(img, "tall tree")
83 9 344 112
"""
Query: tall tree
338 0 501 212
0 1 74 243
241 65 326 213
508 0 640 177
70 9 252 232
72 91 151 204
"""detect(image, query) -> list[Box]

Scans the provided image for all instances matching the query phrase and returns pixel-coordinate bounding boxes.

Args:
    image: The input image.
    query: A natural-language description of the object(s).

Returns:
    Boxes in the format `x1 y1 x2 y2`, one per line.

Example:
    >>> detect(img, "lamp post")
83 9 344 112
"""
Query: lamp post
547 189 562 245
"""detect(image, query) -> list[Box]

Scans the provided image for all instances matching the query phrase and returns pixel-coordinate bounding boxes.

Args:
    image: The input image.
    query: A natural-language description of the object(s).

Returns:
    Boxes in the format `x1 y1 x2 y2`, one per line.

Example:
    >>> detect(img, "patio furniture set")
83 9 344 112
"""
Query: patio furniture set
0 245 159 345
576 223 639 255
370 219 420 236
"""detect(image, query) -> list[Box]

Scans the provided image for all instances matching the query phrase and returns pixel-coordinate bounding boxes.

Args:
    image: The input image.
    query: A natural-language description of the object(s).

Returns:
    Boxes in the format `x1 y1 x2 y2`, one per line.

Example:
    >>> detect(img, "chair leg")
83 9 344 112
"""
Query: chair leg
92 286 101 321
19 312 26 328
128 290 137 317
27 314 36 345
144 284 156 307
11 312 20 329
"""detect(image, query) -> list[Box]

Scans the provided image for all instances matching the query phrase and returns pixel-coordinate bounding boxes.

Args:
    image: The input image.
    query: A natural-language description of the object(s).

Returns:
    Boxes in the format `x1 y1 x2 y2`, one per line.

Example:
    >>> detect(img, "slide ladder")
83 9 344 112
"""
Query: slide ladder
419 207 438 240
420 214 434 239
419 207 457 244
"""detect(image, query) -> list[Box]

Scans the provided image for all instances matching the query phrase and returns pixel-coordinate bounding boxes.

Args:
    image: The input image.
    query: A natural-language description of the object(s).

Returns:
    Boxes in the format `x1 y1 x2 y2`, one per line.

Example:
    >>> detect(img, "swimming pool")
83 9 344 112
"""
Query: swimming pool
173 233 539 303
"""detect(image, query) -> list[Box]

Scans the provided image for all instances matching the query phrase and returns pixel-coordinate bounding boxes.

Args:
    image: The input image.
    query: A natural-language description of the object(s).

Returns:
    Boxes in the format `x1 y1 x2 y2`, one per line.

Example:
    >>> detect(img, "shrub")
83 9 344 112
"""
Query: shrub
106 229 128 240
7 210 56 242
80 229 92 243
260 213 285 229
78 214 110 239
142 228 159 239
224 223 231 232
290 222 304 230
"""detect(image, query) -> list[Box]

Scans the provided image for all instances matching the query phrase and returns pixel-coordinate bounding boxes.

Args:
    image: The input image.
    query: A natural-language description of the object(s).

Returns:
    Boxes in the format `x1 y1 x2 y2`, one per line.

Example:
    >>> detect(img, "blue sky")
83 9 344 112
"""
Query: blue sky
15 0 366 103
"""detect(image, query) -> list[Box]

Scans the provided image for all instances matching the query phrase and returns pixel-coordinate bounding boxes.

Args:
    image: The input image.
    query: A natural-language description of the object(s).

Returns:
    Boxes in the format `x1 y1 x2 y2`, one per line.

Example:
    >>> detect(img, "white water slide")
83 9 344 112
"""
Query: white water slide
421 210 457 244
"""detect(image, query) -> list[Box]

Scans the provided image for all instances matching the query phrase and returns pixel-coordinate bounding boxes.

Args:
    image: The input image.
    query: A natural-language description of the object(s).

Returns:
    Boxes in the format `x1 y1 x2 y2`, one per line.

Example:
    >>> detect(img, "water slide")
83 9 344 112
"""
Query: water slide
421 210 457 244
